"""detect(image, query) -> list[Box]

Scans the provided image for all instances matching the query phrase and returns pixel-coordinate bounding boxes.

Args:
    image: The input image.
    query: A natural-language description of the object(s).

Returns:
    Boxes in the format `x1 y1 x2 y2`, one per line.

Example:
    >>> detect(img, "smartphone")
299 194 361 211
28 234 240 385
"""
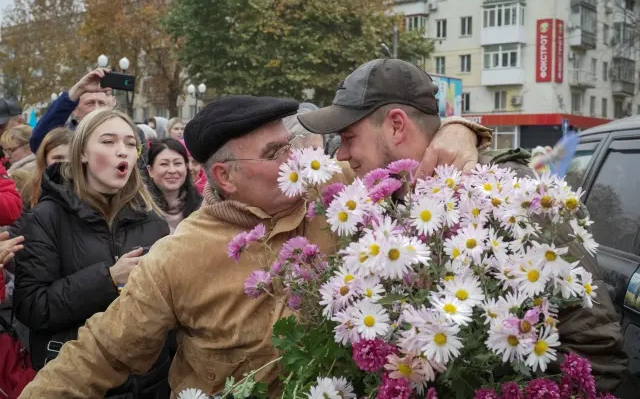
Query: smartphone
100 72 135 91
141 246 152 255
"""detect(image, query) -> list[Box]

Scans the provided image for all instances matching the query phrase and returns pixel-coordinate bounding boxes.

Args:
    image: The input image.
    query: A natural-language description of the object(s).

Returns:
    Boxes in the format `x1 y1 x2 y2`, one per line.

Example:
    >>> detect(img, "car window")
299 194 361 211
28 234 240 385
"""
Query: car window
565 142 598 190
585 141 640 254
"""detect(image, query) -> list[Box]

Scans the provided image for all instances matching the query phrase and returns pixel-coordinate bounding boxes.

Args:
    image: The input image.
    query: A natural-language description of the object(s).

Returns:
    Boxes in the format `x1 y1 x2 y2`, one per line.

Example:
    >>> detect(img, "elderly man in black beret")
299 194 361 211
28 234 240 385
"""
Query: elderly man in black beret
20 92 489 397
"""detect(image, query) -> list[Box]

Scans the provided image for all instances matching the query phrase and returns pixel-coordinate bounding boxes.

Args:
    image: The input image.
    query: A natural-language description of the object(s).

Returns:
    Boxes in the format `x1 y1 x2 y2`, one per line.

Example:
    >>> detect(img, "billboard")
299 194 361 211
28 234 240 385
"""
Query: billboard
432 75 462 117
555 19 565 83
536 19 554 82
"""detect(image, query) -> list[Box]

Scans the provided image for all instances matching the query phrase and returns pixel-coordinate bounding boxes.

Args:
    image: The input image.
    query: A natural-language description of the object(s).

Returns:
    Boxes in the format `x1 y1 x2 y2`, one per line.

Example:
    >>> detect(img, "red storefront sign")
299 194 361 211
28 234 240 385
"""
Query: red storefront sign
463 114 611 129
555 19 564 83
536 19 554 82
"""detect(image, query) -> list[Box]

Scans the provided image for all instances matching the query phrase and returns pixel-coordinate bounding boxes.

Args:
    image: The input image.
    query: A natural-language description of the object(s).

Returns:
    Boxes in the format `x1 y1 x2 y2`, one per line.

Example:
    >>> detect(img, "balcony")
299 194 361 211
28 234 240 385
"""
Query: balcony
568 28 596 50
481 25 526 46
612 80 635 97
569 69 596 88
570 0 597 10
482 67 525 86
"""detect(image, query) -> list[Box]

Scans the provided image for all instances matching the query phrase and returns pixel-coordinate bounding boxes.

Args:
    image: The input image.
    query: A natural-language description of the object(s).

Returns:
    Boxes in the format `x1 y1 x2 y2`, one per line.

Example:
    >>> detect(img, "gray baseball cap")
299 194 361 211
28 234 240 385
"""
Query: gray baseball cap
298 58 439 134
0 98 22 125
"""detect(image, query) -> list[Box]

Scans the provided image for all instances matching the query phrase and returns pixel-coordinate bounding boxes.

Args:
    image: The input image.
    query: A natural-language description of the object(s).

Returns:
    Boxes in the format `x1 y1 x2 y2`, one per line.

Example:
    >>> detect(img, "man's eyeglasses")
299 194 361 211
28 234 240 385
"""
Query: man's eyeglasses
220 136 301 163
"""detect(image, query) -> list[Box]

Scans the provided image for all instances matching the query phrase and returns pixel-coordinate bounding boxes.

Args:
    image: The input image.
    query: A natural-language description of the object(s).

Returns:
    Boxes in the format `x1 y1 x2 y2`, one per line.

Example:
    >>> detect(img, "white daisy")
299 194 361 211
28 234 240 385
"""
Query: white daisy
331 377 356 399
531 243 570 277
440 276 485 307
457 225 488 264
326 201 362 236
277 161 305 197
578 270 598 308
525 327 560 372
442 190 461 227
434 164 462 190
480 298 504 325
360 277 385 302
555 264 584 299
307 377 340 399
377 236 417 280
486 322 534 363
177 388 209 399
512 258 550 299
420 317 463 364
332 309 360 345
352 300 391 339
488 228 509 258
497 291 527 315
298 147 340 185
430 295 473 326
410 196 445 236
569 219 599 256
443 236 467 265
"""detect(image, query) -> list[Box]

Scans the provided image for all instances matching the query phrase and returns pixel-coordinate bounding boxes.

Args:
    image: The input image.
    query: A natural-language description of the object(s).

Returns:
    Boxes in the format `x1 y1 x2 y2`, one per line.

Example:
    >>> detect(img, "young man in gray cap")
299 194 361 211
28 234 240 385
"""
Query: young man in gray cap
20 93 488 397
299 58 627 392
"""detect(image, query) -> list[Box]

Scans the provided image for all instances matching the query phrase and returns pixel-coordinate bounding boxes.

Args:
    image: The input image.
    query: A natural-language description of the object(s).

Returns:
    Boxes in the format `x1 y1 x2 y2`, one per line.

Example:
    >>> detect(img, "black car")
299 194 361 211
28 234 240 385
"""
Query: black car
566 115 640 398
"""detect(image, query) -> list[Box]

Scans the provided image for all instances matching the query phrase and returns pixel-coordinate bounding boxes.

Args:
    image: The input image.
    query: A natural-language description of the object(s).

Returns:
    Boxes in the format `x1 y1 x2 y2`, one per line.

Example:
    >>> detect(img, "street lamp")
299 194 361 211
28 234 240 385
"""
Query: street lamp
118 57 133 117
50 93 59 102
119 57 130 72
97 54 108 68
187 82 206 114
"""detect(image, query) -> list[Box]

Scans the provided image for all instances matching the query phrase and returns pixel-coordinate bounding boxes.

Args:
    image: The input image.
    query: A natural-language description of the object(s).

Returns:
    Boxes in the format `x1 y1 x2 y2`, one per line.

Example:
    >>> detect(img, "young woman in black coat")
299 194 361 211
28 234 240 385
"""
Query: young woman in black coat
14 108 172 398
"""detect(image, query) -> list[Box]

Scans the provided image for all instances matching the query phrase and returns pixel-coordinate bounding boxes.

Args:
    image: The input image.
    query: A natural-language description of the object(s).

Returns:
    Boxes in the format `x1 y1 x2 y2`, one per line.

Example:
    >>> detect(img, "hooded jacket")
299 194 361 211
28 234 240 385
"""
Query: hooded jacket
14 163 172 397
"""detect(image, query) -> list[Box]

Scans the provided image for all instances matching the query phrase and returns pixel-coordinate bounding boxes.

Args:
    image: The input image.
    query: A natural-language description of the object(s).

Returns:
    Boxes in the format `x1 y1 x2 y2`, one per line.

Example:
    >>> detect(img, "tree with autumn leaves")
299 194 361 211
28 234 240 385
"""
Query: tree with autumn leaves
167 0 435 105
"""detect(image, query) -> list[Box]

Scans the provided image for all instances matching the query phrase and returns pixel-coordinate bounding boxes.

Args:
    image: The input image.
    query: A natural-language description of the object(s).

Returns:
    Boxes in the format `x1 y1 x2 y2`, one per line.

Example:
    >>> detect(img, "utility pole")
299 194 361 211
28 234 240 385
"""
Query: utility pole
392 25 398 58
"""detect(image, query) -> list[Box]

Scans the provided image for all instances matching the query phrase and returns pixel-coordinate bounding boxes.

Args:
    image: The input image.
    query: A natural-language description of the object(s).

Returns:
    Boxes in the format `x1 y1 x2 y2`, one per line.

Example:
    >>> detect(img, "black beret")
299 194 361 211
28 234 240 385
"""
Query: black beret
184 95 299 163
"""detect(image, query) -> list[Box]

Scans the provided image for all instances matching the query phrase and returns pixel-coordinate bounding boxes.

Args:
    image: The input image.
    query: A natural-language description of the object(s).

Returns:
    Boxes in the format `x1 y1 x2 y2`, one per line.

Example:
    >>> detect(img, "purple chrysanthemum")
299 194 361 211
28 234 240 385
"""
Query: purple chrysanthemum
561 352 597 399
363 168 390 190
427 387 439 399
474 388 499 399
269 261 283 276
279 236 310 262
321 182 346 207
227 232 248 261
369 178 403 203
287 294 302 310
386 159 419 176
376 373 412 399
525 379 561 399
559 375 573 399
306 202 317 219
352 339 396 372
243 270 272 298
246 224 266 243
499 382 523 399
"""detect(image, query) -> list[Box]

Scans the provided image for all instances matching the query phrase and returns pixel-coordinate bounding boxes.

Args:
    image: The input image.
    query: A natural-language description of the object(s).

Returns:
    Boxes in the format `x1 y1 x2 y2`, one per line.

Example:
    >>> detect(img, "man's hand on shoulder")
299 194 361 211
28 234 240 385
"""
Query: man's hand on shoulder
415 123 479 180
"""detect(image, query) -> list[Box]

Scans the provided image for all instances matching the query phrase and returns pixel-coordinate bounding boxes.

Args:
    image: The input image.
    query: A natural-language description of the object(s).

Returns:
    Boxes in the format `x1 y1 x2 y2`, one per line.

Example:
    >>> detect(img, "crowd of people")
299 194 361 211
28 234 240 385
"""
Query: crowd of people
0 58 627 398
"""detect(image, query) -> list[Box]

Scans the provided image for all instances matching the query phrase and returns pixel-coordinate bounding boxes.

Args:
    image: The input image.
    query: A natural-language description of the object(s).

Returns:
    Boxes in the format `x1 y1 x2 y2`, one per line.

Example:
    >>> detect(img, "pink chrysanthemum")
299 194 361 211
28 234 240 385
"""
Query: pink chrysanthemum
243 270 272 298
364 168 390 190
376 373 412 399
427 387 439 399
227 232 248 261
279 236 310 262
525 379 560 399
559 375 573 399
287 294 302 310
321 182 346 207
352 339 396 372
499 382 523 399
246 224 266 243
306 202 317 219
597 394 618 399
369 178 403 203
269 261 283 275
474 388 499 399
386 159 419 176
562 352 597 399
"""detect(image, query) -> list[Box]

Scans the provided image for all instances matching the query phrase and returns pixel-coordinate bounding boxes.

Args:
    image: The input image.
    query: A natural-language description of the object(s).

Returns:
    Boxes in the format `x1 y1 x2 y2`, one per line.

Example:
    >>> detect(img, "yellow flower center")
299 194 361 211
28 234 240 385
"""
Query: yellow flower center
363 315 375 327
339 286 349 296
359 253 369 263
398 363 413 377
432 188 441 193
508 216 516 224
567 275 573 283
545 251 557 262
443 303 457 314
445 178 455 188
519 320 532 333
344 275 355 283
369 244 380 256
507 335 519 347
491 198 502 207
533 298 543 307
483 183 493 191
289 172 299 183
338 212 348 222
456 289 469 301
346 200 357 211
541 195 553 209
447 202 454 211
520 201 531 209
310 160 321 170
366 289 373 297
528 269 540 282
545 317 556 326
565 198 578 210
584 283 593 295
488 310 498 318
534 340 548 356
466 239 477 249
451 248 461 259
434 333 447 346
444 274 455 282
472 208 481 217
388 249 400 261
420 210 432 222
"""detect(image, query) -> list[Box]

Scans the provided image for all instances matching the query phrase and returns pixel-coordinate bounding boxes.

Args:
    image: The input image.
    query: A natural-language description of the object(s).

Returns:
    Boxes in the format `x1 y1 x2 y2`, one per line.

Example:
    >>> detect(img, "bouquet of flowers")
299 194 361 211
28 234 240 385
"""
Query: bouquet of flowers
211 148 615 399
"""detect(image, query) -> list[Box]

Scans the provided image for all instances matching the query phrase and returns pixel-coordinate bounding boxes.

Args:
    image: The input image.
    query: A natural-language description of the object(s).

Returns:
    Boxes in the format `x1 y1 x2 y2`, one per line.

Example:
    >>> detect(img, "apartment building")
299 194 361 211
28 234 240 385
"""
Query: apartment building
394 0 640 149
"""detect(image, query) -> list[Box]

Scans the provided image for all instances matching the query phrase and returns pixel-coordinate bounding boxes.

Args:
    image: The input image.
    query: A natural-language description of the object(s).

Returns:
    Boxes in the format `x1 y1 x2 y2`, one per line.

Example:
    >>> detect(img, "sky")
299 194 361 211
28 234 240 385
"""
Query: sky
0 0 13 22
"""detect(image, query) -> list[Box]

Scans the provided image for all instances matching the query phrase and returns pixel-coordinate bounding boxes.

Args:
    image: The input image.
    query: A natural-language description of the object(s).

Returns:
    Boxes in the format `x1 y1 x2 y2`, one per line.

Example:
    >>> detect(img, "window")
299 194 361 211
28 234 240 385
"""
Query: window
602 98 608 118
615 100 624 118
571 92 583 114
435 56 446 74
436 19 447 38
565 143 598 190
612 58 635 83
603 23 610 45
462 92 471 112
484 44 520 69
460 55 471 73
491 126 518 150
461 16 472 36
142 107 149 122
494 91 507 110
575 7 597 34
589 96 596 116
483 3 524 28
586 143 640 252
613 23 632 45
603 61 608 81
625 0 636 10
591 58 597 75
406 15 427 34
155 107 166 118
189 105 196 119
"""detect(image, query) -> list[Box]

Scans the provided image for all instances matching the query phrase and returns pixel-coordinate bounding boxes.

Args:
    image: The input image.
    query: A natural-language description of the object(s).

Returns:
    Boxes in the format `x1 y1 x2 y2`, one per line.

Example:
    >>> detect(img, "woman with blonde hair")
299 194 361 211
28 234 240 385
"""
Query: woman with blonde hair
14 108 171 397
166 117 185 140
2 124 35 174
27 127 73 209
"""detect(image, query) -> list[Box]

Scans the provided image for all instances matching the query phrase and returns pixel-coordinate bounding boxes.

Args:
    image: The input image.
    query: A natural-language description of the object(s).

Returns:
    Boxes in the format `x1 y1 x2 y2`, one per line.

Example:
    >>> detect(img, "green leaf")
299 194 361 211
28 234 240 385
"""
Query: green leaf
376 294 406 305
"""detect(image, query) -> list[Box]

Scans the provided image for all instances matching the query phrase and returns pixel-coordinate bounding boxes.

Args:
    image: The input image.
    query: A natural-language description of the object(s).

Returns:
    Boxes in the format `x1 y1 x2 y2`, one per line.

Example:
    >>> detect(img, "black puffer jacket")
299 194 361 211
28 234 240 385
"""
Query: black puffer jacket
14 164 171 398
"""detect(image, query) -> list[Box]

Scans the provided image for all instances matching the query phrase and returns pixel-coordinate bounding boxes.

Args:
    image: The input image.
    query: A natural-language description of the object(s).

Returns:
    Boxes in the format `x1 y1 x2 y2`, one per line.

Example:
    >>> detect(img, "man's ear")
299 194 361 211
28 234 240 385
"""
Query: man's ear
387 108 410 145
211 162 236 195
